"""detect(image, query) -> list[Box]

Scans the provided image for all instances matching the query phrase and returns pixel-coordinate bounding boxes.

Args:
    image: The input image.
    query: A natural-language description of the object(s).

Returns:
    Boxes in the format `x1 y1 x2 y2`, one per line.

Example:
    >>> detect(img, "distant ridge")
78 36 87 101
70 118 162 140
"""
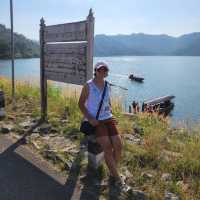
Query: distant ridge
94 32 200 56
0 23 200 58
0 24 39 59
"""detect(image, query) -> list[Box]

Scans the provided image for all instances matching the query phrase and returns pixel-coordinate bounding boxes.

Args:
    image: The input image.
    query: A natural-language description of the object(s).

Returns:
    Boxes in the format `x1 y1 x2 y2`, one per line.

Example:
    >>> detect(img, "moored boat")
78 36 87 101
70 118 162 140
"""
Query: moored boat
142 95 175 115
129 74 144 82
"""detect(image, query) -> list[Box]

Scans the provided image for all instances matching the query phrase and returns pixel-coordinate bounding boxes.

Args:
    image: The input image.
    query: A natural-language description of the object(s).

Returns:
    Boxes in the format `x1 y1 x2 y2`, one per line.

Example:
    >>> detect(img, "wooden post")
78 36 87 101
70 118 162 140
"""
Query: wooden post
86 9 95 81
40 18 47 121
10 0 15 108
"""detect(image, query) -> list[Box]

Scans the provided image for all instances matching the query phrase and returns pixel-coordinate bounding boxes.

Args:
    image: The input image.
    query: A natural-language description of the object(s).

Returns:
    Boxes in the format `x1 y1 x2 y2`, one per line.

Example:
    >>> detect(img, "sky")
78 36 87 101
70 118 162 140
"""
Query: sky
0 0 200 40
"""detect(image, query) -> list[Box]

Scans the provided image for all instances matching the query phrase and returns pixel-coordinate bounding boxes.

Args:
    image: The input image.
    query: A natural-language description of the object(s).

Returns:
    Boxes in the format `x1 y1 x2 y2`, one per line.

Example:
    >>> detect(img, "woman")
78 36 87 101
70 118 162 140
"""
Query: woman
78 62 123 187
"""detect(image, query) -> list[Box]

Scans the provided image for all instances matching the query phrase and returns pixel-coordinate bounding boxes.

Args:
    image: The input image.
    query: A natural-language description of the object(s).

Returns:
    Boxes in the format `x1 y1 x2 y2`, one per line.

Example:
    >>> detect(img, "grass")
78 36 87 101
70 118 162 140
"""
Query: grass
1 77 200 199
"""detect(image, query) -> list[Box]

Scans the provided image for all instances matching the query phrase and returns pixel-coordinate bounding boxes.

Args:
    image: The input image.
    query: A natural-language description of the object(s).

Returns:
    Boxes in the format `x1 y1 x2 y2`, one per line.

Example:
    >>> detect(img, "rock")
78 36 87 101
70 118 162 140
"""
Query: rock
0 127 10 134
39 123 51 134
69 134 79 140
49 133 59 137
50 127 58 134
132 138 142 145
165 192 180 200
32 127 40 134
19 120 32 129
124 134 142 145
42 148 74 170
40 135 79 157
124 134 135 140
122 167 132 178
43 149 58 161
133 124 144 135
60 119 69 124
31 117 41 123
26 133 40 143
64 160 73 170
0 124 14 134
0 110 5 119
129 190 148 200
11 133 21 140
7 115 16 121
32 140 44 150
161 173 172 182
62 147 79 155
141 172 154 180
42 135 50 140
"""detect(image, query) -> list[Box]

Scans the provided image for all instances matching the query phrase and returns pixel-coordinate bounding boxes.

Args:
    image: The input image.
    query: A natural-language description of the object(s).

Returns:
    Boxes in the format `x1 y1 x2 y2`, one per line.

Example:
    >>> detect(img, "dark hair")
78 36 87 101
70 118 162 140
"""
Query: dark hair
94 68 97 77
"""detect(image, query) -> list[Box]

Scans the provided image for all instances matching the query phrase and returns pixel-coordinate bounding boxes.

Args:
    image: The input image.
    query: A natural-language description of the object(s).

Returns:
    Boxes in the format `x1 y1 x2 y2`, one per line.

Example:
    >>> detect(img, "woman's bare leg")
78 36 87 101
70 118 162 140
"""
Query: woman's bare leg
110 135 122 166
96 135 119 178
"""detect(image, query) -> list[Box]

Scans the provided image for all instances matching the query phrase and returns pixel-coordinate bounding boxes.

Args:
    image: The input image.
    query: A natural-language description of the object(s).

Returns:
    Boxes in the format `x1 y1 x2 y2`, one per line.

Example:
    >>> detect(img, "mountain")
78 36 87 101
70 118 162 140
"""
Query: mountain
0 24 39 59
94 32 200 56
1 23 200 58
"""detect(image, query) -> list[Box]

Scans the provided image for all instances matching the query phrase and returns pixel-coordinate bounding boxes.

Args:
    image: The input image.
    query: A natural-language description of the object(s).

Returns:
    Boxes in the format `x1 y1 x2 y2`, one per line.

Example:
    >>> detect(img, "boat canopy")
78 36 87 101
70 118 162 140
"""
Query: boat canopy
143 95 175 106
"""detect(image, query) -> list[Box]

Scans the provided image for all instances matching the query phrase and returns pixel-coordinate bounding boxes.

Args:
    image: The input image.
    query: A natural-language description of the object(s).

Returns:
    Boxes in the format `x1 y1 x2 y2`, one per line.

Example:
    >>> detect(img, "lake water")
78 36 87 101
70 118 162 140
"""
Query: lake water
0 56 200 123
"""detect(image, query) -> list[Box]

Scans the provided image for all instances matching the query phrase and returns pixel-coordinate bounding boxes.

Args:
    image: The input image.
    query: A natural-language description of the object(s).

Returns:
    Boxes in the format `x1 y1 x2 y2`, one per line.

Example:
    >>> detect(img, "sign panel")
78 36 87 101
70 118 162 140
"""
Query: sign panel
44 43 87 85
44 21 87 43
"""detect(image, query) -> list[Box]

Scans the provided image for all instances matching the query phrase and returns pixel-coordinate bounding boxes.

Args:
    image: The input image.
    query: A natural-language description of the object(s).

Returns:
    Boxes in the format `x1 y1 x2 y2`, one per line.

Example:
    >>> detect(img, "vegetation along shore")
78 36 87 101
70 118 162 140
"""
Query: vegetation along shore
1 77 200 199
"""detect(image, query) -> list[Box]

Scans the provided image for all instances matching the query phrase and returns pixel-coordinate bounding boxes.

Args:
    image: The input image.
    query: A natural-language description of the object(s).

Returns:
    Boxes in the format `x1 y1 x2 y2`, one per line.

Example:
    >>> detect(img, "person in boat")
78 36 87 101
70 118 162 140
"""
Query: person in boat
136 102 140 113
142 102 148 112
132 101 140 114
78 62 126 190
132 101 137 114
129 74 134 80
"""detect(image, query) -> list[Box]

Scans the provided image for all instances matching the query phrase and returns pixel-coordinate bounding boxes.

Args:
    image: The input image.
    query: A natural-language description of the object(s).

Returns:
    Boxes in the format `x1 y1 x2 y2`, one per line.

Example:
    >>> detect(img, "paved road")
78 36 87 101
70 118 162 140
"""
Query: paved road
0 134 91 200
0 134 118 200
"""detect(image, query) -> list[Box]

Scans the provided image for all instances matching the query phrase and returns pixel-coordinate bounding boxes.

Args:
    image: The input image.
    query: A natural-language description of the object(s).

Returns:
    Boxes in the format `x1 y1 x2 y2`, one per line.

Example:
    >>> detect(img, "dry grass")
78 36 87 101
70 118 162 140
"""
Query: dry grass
1 77 200 199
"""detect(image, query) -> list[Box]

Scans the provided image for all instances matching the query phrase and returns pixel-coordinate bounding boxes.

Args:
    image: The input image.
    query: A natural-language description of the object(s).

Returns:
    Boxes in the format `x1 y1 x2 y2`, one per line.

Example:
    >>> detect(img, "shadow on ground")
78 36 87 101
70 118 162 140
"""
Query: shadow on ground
0 134 102 200
79 165 103 200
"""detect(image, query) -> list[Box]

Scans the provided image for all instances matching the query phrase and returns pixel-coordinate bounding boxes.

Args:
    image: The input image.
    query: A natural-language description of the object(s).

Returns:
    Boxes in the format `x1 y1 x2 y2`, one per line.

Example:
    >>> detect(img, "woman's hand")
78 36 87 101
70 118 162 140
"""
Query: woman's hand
112 117 118 125
88 118 99 126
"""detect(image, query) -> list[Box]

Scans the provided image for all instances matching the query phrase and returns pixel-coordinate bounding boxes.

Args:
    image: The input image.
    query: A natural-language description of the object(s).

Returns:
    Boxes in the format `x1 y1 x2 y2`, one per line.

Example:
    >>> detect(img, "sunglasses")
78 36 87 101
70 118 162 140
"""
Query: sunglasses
97 67 109 72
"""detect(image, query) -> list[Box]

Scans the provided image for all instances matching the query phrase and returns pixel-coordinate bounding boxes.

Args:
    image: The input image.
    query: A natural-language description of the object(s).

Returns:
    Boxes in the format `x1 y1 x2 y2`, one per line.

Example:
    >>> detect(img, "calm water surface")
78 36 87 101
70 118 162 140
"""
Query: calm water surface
0 56 200 123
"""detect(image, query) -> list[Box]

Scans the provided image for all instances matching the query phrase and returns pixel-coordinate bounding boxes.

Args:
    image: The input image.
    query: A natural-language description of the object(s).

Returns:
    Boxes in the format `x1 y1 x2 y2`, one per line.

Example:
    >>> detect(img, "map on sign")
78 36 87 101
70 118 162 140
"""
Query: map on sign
44 42 87 85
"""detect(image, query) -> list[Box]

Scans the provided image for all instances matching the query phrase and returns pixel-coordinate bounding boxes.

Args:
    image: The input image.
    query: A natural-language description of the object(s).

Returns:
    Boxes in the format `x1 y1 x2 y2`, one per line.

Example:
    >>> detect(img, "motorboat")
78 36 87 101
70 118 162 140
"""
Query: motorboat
129 74 144 82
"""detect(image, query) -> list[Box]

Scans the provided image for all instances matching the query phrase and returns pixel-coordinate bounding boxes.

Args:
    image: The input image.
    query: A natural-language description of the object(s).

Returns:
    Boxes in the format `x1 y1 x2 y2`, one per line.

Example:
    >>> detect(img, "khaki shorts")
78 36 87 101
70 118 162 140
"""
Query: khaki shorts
95 117 119 137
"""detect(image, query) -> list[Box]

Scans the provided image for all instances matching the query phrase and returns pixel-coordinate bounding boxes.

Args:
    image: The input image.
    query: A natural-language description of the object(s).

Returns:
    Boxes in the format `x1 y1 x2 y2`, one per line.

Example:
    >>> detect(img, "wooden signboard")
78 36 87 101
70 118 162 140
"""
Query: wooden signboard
44 21 87 43
44 42 87 85
40 9 94 120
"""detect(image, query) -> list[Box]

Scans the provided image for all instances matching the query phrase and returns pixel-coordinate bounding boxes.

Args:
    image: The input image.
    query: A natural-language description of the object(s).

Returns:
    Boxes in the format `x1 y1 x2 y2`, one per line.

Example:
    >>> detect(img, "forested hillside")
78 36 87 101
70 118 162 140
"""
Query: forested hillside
0 24 39 59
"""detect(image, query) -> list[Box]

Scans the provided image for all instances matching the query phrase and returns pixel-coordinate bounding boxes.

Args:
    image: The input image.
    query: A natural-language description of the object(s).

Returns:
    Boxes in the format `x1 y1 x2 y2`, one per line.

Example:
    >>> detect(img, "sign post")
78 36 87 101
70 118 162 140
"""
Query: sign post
40 18 47 121
39 9 94 121
86 9 94 81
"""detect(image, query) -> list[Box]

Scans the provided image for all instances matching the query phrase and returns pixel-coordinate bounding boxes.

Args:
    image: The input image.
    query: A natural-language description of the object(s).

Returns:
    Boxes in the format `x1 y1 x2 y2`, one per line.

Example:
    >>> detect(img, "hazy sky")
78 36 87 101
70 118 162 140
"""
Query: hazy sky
1 0 200 40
